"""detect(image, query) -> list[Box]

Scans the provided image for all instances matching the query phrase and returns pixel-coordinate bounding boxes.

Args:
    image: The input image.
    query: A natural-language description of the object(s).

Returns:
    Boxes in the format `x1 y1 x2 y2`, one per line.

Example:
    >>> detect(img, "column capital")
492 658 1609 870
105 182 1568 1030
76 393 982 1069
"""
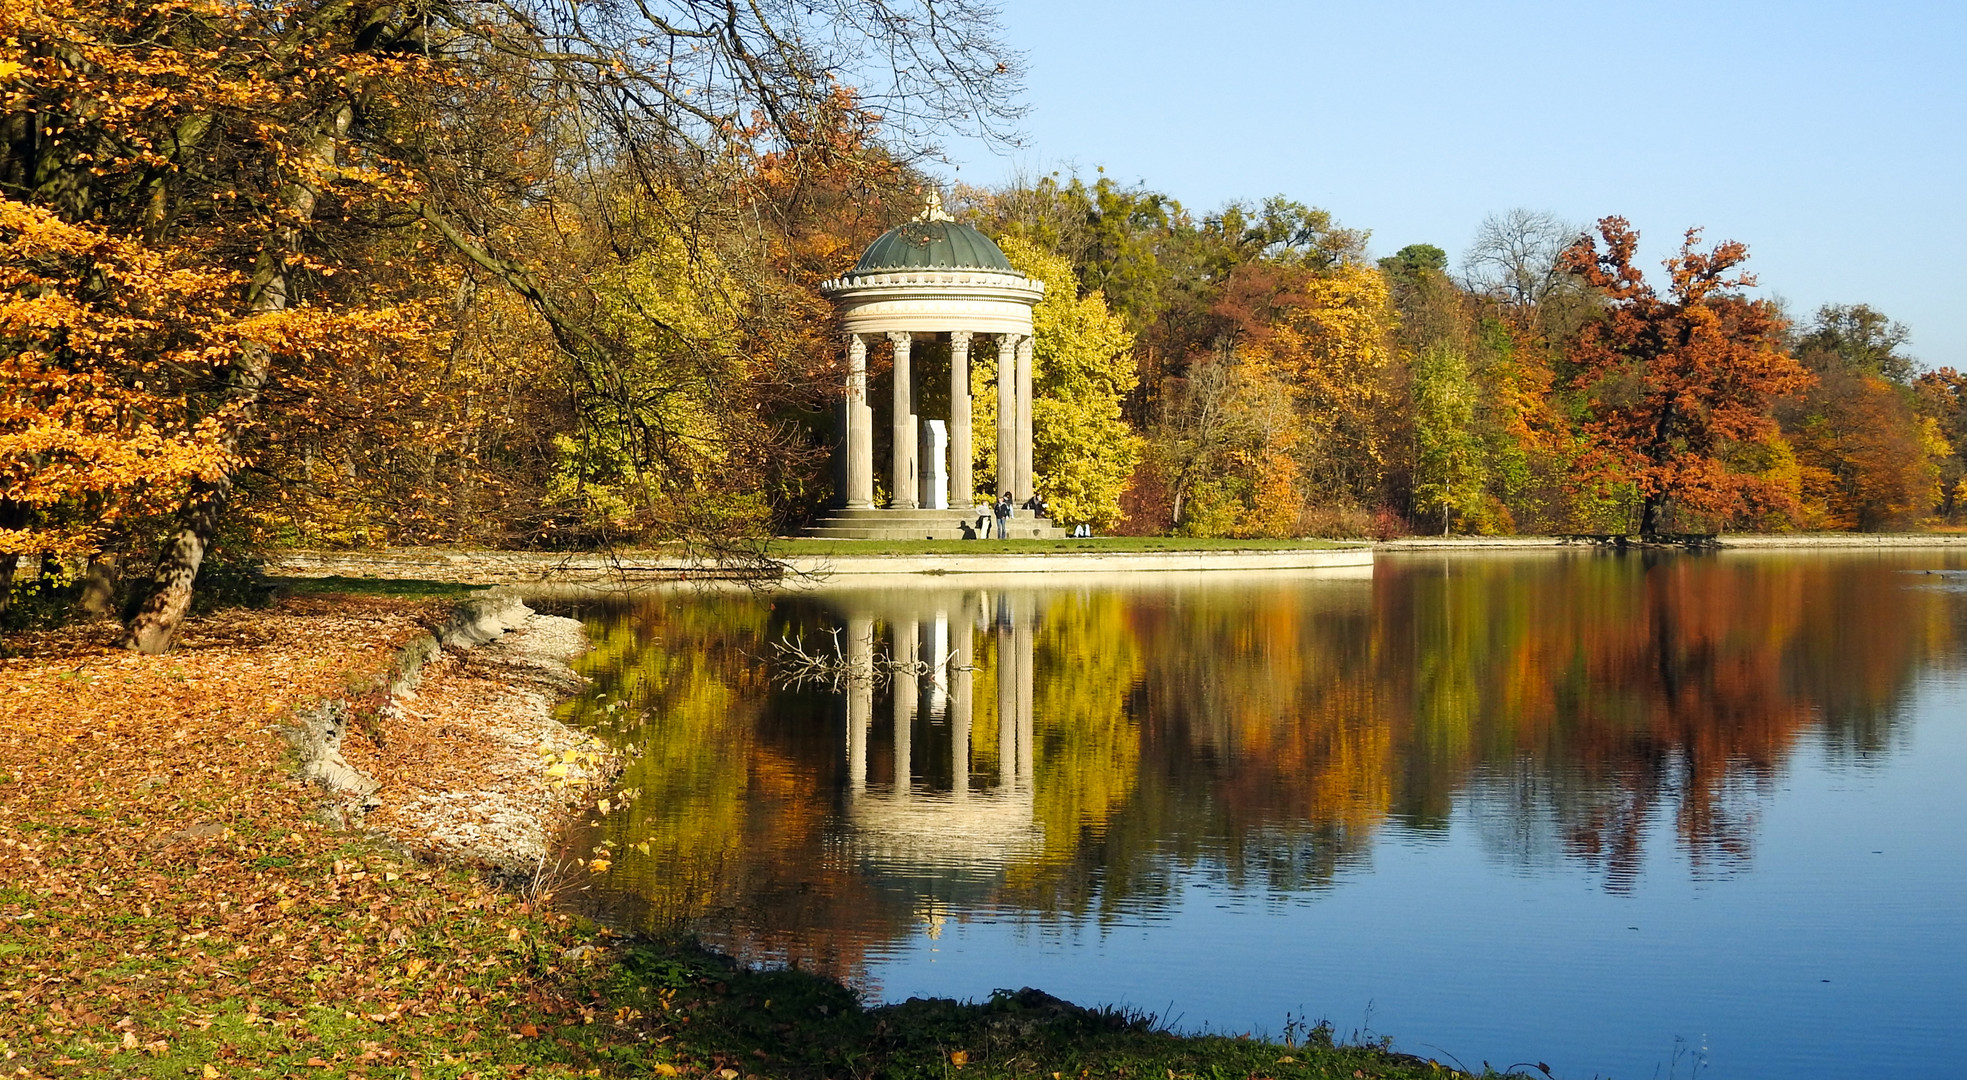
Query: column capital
948 330 974 346
887 330 914 345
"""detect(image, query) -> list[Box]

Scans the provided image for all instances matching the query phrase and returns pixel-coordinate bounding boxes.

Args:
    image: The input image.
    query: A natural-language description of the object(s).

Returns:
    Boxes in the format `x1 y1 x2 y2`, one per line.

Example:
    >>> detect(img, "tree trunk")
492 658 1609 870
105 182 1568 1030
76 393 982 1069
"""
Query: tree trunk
122 105 349 653
1638 396 1679 540
0 500 22 616
122 344 272 652
74 553 121 620
1638 493 1665 540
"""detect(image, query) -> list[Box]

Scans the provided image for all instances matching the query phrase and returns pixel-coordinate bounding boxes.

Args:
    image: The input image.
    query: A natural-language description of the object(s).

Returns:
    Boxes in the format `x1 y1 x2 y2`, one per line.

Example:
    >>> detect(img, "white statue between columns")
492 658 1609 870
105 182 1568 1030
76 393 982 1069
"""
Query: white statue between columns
918 421 949 510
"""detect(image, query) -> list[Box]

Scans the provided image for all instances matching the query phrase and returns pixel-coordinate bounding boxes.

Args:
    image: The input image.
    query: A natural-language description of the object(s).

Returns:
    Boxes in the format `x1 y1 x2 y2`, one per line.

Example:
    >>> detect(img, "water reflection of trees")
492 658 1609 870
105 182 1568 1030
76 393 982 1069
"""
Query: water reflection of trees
557 554 1964 983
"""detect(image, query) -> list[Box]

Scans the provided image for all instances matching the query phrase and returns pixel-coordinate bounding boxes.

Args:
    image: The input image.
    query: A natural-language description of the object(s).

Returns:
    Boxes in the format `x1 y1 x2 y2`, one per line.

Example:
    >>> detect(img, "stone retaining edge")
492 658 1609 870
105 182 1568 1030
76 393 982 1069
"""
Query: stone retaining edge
267 547 1375 587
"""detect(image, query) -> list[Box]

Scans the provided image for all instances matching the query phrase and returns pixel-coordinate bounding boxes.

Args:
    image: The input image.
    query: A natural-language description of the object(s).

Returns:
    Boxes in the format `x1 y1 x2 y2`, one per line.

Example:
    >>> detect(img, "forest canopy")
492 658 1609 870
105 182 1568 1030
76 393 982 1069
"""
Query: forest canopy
4 0 1959 647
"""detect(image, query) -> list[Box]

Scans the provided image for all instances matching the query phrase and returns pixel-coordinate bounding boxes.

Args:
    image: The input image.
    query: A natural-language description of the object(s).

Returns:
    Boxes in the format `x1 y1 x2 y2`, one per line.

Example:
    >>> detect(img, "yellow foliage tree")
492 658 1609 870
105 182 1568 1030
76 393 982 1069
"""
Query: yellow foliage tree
972 235 1143 530
1236 261 1397 505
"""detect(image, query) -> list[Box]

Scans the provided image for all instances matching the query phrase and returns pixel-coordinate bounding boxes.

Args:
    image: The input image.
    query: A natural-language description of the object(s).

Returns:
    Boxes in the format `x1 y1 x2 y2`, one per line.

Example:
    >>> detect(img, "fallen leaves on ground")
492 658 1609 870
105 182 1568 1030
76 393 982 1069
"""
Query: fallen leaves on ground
0 596 662 1078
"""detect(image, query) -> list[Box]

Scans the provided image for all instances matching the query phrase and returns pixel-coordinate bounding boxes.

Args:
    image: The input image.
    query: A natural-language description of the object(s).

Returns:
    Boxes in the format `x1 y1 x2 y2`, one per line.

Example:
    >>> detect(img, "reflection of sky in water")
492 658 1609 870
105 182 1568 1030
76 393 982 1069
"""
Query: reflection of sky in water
863 683 1967 1079
563 554 1967 1080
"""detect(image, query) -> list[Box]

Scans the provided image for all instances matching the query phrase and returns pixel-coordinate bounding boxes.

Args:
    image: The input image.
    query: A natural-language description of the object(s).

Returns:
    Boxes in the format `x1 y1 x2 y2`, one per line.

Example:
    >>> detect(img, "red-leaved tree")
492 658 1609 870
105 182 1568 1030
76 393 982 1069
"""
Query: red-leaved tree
1560 217 1813 537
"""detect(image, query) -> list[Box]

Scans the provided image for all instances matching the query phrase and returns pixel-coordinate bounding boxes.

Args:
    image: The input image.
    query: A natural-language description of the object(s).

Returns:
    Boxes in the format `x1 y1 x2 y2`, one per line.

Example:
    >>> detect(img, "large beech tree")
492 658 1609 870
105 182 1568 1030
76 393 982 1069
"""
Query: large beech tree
1560 217 1812 537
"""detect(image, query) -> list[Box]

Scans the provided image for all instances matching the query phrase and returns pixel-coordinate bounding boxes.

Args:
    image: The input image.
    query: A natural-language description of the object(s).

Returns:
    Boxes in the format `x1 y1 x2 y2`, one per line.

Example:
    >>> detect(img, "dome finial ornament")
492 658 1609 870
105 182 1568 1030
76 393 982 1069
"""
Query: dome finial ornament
917 189 953 223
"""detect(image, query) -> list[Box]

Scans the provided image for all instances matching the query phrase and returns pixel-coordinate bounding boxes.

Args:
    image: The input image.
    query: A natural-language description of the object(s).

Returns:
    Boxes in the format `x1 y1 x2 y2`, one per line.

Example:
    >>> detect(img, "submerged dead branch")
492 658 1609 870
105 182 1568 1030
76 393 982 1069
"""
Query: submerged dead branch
769 626 971 691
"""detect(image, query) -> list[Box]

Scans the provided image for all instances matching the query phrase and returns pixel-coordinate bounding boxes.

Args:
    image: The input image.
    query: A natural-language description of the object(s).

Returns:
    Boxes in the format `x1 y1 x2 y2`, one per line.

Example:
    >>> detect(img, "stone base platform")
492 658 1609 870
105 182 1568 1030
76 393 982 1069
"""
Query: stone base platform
805 507 1063 540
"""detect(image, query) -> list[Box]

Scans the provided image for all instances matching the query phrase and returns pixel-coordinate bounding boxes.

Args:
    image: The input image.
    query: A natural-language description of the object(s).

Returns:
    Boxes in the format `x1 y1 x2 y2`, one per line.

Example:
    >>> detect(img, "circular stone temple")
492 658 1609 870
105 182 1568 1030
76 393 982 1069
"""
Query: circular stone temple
810 194 1060 539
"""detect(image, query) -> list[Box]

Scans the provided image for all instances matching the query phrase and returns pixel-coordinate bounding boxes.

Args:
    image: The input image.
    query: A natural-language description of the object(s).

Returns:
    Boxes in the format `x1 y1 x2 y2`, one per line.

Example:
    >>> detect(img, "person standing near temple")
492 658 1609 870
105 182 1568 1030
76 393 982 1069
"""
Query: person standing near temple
995 491 1014 541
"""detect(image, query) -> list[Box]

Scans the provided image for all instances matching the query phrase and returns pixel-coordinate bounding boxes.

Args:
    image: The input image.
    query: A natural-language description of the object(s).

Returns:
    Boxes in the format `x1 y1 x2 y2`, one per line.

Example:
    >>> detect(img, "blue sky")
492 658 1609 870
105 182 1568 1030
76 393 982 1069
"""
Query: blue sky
937 1 1965 365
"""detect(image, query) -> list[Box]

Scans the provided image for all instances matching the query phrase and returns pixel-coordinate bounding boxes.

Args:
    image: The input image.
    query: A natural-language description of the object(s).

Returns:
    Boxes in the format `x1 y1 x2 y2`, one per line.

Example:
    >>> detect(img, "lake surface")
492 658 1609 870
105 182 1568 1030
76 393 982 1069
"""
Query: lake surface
556 552 1967 1079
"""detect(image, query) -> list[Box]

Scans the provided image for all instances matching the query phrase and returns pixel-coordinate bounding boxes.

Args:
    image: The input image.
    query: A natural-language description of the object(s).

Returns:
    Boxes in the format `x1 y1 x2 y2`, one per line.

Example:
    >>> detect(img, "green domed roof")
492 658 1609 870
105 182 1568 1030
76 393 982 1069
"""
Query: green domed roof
851 219 1015 275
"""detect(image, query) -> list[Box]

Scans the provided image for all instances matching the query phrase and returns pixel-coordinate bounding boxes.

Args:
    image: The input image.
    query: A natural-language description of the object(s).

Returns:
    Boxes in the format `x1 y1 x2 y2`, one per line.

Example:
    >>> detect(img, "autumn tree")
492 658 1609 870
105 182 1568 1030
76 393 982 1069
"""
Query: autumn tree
1 0 439 647
971 235 1142 530
1559 217 1812 537
1914 367 1967 518
1410 345 1486 534
1779 367 1943 530
1777 304 1943 531
1795 303 1916 383
1225 262 1397 519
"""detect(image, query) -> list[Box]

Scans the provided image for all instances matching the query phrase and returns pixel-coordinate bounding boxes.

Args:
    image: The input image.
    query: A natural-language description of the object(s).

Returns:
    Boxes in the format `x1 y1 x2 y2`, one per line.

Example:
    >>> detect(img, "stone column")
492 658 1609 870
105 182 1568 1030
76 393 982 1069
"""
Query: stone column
892 619 918 795
889 332 916 509
995 334 1016 501
949 331 973 506
844 334 874 508
1015 334 1035 502
846 613 874 797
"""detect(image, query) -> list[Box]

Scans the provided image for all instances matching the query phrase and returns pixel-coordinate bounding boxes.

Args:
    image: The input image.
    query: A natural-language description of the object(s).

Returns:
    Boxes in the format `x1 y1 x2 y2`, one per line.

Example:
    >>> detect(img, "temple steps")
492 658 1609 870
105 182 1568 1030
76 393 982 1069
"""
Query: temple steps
805 507 1063 540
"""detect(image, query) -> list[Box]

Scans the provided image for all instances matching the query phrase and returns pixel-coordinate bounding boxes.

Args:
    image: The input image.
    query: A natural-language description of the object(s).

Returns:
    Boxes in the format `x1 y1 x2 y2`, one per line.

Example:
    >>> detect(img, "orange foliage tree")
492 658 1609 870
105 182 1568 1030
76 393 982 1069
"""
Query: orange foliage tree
0 0 431 643
1560 217 1812 537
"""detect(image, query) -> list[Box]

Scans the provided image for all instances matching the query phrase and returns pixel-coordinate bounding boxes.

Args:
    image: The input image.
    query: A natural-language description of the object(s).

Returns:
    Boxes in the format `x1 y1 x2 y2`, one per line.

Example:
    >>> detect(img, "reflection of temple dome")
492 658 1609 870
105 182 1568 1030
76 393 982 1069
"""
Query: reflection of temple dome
849 217 1016 276
844 789 1043 877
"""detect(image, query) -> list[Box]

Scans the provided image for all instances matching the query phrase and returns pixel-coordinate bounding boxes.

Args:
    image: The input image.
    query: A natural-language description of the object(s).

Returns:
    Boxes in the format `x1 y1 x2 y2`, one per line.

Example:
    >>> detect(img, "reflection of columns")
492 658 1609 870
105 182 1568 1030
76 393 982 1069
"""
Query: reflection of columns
995 600 1015 791
844 335 874 508
1015 335 1034 502
1013 598 1034 784
949 332 973 505
995 334 1016 499
950 610 972 800
846 614 874 796
892 620 918 795
889 332 916 509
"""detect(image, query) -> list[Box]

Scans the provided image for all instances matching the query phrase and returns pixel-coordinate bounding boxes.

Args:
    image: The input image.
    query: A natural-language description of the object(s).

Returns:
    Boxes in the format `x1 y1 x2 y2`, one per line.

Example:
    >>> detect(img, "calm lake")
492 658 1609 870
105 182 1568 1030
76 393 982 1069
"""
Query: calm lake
555 552 1967 1079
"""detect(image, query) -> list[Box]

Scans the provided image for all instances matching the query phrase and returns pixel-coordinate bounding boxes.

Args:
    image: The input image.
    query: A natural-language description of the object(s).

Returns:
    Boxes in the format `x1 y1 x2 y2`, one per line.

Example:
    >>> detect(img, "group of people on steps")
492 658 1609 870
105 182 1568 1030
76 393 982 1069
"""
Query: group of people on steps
976 493 1093 539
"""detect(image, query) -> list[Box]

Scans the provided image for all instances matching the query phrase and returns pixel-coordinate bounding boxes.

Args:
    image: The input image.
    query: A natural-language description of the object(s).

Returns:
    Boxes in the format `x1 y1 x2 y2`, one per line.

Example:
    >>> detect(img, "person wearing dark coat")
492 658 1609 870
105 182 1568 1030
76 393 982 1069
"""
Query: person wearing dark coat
994 492 1014 541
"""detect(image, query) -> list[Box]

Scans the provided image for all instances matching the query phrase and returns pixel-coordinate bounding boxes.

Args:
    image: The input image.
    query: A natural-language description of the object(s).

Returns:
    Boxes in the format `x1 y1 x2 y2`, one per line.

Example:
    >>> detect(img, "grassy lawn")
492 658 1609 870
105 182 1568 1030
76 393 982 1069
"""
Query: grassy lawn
766 536 1363 556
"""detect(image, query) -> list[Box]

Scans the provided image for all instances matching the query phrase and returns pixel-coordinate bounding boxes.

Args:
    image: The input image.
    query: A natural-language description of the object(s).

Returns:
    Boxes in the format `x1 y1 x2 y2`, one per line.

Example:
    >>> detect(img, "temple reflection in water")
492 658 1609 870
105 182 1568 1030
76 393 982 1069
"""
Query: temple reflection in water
838 589 1043 880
